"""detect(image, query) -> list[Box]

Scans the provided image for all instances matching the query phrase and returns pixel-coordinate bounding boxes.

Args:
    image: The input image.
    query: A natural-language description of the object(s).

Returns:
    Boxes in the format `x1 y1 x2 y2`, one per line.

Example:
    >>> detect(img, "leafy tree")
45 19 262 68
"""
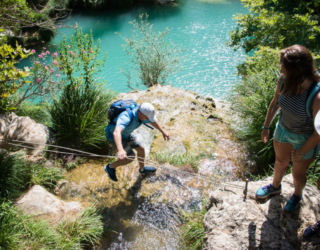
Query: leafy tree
228 0 320 54
0 44 31 113
0 45 62 113
118 13 184 89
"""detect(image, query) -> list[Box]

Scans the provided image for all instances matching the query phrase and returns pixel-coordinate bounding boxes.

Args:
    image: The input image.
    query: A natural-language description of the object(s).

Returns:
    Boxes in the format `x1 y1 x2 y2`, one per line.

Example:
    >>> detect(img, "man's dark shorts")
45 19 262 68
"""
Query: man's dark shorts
109 134 142 156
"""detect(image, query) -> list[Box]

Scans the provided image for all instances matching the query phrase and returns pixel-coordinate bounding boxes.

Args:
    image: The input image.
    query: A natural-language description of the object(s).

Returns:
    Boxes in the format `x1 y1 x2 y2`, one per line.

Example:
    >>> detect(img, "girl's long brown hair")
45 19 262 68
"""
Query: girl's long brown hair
280 44 320 95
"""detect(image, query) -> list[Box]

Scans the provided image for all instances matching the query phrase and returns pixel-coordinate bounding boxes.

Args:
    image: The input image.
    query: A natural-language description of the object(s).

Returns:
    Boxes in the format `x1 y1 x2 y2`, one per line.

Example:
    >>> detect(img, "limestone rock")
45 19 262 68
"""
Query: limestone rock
16 185 81 220
203 175 320 250
0 114 52 156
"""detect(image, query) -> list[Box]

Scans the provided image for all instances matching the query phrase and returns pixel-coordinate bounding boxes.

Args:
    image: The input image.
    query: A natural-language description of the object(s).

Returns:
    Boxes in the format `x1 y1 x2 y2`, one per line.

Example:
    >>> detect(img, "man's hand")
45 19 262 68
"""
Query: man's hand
162 131 170 141
317 177 320 190
118 149 127 160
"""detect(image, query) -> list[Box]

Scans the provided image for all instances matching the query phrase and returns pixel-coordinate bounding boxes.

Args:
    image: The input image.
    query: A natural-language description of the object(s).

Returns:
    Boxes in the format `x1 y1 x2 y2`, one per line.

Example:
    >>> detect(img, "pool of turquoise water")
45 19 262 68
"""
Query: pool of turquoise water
22 0 247 99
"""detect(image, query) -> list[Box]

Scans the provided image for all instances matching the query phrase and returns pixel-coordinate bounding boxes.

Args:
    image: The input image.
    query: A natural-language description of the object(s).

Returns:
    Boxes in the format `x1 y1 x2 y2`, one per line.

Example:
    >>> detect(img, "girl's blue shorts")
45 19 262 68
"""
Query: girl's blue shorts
274 121 320 160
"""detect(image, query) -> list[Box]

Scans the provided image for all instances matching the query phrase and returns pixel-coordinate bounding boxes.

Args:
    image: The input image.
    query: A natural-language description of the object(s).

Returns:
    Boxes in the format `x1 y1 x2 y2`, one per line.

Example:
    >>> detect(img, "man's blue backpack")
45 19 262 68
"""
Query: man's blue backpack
107 100 139 125
107 100 154 129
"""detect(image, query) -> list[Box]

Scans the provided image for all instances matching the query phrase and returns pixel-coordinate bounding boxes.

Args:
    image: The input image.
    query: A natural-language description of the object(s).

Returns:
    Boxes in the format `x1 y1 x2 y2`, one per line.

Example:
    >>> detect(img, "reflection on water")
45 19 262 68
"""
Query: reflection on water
20 0 247 99
60 159 222 249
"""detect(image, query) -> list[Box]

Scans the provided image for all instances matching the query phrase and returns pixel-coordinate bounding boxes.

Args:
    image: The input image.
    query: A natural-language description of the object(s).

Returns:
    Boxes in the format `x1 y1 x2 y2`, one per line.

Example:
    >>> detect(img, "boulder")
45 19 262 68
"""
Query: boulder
16 185 81 221
203 174 320 250
0 114 51 156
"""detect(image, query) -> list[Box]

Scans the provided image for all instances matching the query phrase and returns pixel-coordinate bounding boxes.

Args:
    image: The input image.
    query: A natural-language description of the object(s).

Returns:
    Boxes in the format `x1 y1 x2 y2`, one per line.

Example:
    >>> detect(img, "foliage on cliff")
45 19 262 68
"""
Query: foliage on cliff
230 47 280 172
228 0 320 173
0 0 69 45
228 0 320 54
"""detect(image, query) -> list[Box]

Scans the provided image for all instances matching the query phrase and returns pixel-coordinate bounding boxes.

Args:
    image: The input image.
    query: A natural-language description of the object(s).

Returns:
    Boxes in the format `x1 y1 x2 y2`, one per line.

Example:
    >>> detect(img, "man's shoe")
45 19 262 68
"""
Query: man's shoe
104 164 118 182
139 166 157 174
303 221 320 239
256 183 281 199
284 193 302 213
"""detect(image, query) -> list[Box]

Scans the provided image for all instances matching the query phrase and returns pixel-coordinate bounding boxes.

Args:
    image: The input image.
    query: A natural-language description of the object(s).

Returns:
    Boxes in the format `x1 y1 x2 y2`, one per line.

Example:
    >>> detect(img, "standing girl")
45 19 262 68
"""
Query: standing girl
256 45 320 213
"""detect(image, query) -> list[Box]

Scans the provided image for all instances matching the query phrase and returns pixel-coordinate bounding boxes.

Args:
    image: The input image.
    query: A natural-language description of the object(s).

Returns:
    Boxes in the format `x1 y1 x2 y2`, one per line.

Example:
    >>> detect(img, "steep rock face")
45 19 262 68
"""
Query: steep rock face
203 175 320 250
0 113 52 156
16 185 81 221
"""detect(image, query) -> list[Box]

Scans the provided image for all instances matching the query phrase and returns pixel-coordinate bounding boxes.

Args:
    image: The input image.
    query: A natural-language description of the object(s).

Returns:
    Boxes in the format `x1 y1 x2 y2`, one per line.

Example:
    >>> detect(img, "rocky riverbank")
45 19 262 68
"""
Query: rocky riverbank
204 175 320 250
7 85 314 249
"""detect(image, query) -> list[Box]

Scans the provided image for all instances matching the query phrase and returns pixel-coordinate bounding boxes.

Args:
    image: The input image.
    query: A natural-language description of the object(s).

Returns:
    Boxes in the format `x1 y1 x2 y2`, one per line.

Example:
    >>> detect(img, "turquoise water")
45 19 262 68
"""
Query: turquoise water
26 0 247 99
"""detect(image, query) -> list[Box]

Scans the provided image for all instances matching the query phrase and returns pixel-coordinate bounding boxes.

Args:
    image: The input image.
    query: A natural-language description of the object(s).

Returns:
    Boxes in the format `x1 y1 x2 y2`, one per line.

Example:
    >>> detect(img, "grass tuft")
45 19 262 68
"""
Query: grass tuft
152 150 201 171
29 162 64 191
0 151 64 200
0 202 103 250
180 201 207 250
57 206 103 247
0 151 32 200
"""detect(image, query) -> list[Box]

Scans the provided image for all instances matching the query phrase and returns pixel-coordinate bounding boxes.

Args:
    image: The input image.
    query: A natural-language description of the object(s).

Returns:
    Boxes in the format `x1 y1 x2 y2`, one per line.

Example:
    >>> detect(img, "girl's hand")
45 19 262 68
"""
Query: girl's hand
261 129 270 144
291 149 303 163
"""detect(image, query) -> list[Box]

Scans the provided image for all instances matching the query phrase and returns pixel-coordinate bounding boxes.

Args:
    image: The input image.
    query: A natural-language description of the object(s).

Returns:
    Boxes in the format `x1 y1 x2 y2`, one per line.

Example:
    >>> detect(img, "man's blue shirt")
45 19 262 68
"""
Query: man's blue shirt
105 107 151 141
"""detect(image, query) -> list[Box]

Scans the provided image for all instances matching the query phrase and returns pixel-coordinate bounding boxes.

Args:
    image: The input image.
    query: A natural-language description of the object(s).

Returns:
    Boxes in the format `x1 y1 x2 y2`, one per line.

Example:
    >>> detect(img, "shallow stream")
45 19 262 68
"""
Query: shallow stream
59 157 237 249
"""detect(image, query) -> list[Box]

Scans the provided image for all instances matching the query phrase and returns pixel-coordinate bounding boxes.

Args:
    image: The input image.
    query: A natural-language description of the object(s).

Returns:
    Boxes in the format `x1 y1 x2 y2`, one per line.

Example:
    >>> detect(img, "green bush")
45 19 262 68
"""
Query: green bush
50 28 115 150
230 47 280 173
118 13 183 89
50 85 114 150
0 201 103 250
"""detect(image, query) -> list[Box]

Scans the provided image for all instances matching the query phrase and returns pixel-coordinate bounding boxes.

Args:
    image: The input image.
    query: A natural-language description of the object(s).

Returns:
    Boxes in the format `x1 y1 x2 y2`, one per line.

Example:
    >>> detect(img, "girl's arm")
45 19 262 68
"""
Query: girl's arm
261 75 282 143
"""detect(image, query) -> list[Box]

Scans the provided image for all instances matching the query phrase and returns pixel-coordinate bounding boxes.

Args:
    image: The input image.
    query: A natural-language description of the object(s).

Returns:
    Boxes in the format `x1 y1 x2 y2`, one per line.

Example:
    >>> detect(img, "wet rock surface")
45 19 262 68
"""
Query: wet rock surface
204 175 320 250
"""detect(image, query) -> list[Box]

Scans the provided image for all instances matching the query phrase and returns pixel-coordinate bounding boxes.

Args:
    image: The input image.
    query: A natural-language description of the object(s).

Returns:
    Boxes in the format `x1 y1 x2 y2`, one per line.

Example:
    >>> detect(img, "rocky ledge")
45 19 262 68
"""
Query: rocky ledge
117 84 244 180
204 174 320 250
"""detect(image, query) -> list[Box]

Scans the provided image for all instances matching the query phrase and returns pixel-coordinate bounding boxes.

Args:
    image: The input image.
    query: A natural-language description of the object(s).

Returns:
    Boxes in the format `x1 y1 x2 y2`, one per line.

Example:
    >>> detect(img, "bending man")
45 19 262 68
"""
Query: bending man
104 102 170 182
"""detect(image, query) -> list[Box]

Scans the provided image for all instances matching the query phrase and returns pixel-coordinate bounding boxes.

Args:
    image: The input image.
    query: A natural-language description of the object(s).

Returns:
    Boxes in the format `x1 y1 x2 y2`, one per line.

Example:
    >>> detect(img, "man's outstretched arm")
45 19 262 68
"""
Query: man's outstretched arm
150 121 170 141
